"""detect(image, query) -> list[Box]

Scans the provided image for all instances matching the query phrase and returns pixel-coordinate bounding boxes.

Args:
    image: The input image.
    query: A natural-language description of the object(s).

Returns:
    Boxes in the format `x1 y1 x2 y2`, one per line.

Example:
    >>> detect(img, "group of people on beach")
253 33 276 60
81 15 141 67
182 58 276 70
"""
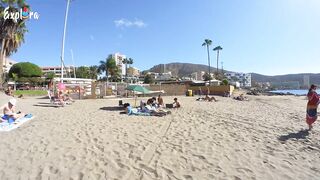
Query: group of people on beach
49 90 75 106
124 94 181 116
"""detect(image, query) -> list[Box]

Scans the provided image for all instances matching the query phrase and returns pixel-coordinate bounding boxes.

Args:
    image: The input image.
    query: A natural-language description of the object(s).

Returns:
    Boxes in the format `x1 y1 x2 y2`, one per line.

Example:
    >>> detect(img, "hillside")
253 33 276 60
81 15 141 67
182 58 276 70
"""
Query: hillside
147 62 225 77
251 73 320 85
146 63 320 85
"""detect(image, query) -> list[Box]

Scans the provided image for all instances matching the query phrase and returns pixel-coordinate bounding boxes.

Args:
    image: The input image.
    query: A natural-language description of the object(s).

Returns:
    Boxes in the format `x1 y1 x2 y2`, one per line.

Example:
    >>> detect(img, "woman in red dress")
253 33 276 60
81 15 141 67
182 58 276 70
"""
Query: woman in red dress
306 84 320 130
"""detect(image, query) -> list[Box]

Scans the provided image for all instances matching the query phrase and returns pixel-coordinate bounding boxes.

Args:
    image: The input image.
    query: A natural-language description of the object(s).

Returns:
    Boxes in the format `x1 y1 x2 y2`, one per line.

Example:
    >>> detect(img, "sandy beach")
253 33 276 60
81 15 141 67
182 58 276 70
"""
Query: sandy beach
0 92 320 180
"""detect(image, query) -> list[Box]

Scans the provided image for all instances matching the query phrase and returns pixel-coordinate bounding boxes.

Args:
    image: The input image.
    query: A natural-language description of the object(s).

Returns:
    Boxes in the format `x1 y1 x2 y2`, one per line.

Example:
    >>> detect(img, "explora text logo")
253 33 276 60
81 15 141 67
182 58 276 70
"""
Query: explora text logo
3 6 39 22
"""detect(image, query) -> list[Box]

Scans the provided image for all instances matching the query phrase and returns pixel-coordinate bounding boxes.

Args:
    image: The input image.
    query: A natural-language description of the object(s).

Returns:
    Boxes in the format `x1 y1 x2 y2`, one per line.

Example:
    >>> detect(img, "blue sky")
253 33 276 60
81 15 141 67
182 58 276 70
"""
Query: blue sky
9 0 320 75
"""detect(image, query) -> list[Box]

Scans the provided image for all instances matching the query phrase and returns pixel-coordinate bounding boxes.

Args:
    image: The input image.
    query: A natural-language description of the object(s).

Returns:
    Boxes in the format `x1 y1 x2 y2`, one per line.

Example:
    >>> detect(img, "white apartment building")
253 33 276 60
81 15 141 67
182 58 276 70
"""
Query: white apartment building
112 52 126 77
225 72 252 87
2 57 17 73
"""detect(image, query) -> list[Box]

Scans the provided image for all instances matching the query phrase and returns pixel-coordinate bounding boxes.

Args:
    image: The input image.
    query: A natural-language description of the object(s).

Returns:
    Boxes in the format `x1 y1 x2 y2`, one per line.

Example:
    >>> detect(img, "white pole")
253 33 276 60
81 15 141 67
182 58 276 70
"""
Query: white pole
70 49 76 78
60 0 71 82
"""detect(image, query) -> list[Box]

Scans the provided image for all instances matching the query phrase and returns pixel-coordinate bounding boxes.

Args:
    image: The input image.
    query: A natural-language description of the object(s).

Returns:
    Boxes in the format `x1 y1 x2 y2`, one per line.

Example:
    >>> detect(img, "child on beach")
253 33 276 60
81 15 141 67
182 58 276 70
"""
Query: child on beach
306 84 320 130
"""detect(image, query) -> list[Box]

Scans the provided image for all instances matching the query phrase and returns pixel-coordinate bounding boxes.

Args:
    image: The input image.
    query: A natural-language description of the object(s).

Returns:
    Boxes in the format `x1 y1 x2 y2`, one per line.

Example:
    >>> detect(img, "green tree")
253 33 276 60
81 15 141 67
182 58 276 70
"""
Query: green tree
222 79 229 85
202 39 212 79
213 46 223 73
98 55 119 82
75 66 90 78
9 62 42 78
144 74 154 84
122 57 134 82
202 72 212 81
0 0 28 84
89 65 98 79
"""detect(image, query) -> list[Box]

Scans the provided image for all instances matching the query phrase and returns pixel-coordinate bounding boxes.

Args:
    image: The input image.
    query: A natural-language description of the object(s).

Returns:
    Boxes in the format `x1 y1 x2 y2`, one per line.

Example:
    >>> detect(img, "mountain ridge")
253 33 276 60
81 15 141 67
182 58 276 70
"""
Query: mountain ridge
145 62 320 85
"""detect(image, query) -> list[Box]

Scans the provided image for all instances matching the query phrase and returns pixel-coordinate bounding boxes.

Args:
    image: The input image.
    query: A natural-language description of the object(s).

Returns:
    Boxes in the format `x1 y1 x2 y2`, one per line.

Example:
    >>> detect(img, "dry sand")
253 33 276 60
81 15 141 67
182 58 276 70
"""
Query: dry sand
0 92 320 180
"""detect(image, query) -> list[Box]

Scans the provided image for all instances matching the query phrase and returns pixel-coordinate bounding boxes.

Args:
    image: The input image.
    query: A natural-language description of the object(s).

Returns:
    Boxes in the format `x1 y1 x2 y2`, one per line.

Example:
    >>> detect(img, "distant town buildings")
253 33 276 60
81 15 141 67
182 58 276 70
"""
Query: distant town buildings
271 81 300 89
147 72 173 81
127 67 140 77
190 71 215 81
41 66 75 77
225 72 252 87
303 75 310 88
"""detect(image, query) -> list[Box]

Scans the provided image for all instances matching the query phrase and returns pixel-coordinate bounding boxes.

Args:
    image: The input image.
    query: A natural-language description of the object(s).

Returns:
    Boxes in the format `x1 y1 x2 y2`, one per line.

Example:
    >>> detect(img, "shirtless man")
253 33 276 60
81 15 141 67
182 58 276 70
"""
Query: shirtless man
2 99 25 121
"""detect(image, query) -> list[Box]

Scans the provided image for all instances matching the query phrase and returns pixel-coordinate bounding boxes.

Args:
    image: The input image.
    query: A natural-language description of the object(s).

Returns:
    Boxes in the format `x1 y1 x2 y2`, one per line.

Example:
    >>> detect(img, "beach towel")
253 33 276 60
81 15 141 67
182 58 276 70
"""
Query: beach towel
0 114 34 132
306 91 320 126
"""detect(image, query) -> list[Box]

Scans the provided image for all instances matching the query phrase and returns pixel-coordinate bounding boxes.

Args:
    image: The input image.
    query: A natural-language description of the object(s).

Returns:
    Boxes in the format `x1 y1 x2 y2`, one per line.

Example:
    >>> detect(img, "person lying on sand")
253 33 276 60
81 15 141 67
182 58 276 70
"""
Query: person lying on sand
234 94 249 101
204 95 217 102
1 99 25 122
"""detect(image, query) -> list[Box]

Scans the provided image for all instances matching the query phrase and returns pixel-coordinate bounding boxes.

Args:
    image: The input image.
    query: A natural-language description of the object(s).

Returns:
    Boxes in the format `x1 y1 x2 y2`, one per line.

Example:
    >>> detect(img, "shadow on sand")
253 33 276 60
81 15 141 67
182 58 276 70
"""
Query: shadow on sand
99 106 125 111
33 102 60 108
278 129 310 142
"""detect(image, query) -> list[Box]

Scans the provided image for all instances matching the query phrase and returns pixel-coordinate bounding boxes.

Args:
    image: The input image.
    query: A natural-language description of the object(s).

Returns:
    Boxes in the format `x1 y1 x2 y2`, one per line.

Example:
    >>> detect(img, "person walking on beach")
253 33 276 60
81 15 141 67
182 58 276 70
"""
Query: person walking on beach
306 84 320 130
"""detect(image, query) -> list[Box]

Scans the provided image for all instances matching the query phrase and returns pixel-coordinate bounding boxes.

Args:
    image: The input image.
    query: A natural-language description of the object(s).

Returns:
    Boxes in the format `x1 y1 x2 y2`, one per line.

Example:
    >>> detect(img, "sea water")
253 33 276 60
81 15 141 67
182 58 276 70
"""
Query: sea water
269 89 320 95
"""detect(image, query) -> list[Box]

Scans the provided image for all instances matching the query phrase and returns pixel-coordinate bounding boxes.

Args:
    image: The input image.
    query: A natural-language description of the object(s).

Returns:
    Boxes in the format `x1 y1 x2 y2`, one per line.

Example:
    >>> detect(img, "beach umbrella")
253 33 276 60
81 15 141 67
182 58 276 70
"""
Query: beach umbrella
126 85 150 107
58 83 66 90
126 85 150 94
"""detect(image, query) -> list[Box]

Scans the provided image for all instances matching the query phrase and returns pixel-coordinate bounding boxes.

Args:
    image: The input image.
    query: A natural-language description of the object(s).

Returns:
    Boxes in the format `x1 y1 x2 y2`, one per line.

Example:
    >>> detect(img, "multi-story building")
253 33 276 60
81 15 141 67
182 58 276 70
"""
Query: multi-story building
41 66 75 78
3 57 17 73
112 53 126 77
225 72 252 87
127 67 140 77
191 71 214 81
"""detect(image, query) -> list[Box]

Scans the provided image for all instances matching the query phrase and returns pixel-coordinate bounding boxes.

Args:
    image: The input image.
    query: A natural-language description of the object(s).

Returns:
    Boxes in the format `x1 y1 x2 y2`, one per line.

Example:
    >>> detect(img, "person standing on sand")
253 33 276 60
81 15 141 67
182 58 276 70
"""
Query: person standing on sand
306 84 320 130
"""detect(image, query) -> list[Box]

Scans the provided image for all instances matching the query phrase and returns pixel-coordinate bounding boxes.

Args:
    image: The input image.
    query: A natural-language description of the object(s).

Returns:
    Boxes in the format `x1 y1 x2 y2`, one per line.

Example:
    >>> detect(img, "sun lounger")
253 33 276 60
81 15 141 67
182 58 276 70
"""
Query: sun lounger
0 114 34 132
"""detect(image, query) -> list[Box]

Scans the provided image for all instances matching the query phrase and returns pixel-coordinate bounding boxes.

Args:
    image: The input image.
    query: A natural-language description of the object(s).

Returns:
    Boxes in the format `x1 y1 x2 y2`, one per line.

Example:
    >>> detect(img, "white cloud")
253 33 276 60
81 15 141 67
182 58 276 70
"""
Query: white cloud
114 18 147 28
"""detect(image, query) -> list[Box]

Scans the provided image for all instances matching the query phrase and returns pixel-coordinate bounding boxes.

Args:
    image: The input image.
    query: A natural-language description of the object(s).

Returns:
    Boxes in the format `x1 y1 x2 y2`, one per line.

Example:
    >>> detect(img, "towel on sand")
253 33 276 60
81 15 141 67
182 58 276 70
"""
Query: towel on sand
0 114 34 132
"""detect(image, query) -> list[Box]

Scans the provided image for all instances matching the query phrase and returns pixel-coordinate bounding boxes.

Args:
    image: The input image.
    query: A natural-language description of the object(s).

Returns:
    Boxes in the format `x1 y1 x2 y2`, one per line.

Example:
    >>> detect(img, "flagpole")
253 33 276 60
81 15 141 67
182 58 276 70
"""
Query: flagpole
60 0 71 82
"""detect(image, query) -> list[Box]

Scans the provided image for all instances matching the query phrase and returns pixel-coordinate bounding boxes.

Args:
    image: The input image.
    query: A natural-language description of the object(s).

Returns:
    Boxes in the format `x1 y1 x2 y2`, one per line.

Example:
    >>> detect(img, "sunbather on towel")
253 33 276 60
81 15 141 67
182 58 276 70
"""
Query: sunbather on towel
1 99 25 122
204 95 217 102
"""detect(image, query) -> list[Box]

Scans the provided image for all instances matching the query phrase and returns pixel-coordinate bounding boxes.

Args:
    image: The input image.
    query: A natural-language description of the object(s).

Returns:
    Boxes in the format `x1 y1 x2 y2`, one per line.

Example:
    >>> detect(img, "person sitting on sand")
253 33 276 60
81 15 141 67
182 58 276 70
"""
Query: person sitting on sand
5 86 14 97
1 99 25 122
58 91 74 103
306 84 320 130
157 94 164 107
204 94 217 102
173 98 181 108
234 94 248 101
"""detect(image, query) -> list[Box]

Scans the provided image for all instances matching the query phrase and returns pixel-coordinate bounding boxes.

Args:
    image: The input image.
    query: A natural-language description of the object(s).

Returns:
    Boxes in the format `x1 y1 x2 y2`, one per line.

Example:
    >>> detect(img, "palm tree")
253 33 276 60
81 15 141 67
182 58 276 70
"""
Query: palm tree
98 55 118 82
122 58 129 82
122 57 134 82
127 58 133 67
89 65 98 80
202 39 212 81
0 1 28 85
213 46 223 74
